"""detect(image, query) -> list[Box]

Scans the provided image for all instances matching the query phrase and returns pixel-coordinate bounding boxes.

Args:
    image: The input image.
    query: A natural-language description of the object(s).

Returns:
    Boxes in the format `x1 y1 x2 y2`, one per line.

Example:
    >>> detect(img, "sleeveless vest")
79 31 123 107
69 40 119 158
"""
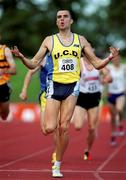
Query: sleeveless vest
0 45 10 85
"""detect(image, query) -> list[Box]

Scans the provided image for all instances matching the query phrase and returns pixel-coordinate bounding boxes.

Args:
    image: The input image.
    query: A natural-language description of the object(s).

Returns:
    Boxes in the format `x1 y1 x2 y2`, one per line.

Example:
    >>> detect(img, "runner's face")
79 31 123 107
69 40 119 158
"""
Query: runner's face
56 10 73 30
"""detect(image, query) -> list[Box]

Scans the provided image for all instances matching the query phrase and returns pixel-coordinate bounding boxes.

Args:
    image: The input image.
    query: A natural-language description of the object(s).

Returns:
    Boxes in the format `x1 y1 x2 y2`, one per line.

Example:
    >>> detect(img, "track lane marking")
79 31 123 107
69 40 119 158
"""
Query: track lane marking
0 146 53 169
0 169 126 174
96 139 126 172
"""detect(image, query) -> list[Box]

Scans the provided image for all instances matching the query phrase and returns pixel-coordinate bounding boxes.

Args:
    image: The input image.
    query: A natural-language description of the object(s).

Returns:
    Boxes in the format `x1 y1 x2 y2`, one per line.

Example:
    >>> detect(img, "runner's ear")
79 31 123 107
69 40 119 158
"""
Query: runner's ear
70 19 73 25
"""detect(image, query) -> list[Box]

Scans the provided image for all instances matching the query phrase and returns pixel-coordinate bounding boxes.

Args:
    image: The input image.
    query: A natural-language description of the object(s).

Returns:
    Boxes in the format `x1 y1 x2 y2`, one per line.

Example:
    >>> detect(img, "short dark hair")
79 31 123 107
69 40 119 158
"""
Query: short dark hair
57 9 73 19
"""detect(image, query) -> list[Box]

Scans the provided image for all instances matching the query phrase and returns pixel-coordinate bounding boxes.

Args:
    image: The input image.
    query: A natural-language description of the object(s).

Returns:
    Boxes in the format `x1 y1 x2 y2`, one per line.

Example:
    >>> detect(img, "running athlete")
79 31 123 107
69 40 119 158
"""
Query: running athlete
11 10 119 178
72 56 112 160
19 55 50 132
107 54 126 146
0 44 16 121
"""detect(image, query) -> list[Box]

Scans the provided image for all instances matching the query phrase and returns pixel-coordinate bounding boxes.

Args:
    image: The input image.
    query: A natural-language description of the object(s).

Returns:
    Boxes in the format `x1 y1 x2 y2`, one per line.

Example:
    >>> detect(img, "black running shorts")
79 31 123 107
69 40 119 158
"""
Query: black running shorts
76 91 101 110
0 83 11 102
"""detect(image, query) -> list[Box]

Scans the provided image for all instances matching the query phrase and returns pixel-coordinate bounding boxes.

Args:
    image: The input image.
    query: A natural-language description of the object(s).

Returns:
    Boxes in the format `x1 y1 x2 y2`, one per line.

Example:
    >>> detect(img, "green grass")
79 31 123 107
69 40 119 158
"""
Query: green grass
121 57 126 63
10 59 40 102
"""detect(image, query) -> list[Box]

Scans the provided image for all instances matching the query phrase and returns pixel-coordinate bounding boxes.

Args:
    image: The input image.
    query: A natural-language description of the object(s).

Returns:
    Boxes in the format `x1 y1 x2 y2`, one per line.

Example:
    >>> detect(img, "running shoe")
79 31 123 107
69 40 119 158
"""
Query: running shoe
118 130 125 137
51 152 56 164
110 136 117 146
52 165 63 178
118 125 125 137
83 151 92 161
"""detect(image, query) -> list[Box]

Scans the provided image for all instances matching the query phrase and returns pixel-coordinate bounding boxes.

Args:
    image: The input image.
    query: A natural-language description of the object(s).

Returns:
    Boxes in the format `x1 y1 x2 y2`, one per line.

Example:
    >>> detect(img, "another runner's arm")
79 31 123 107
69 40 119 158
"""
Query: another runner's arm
19 66 40 100
80 36 119 70
100 67 113 84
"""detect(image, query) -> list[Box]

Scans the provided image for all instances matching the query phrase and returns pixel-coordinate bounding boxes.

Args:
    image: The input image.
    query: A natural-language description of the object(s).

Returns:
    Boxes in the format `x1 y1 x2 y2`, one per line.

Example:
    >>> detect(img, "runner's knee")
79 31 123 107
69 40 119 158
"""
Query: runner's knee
44 124 56 135
40 126 46 135
60 123 69 133
88 120 97 130
88 128 96 136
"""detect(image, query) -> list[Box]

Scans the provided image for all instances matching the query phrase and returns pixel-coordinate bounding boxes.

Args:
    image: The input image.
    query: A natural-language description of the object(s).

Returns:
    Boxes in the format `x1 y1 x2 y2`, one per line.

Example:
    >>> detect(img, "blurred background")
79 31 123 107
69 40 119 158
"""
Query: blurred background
0 0 126 102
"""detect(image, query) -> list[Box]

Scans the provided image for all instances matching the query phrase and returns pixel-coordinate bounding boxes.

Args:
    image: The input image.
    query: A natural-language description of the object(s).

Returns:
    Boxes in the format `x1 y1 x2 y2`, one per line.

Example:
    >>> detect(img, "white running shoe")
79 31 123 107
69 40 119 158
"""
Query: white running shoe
52 165 63 178
118 130 125 137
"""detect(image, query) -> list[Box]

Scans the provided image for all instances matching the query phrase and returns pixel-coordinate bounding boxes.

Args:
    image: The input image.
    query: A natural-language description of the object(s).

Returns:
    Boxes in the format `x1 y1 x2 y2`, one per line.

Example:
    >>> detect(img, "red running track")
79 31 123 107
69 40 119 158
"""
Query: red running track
0 119 126 180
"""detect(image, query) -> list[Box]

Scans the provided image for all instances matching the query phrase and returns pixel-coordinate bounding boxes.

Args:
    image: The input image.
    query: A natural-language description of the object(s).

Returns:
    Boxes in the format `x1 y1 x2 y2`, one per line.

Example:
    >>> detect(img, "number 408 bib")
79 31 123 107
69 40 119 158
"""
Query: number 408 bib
58 58 77 72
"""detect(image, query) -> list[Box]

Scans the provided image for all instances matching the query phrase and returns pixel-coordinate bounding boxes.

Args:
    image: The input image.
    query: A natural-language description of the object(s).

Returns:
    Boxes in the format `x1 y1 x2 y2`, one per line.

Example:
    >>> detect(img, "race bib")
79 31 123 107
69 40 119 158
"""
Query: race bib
58 58 77 72
88 82 98 92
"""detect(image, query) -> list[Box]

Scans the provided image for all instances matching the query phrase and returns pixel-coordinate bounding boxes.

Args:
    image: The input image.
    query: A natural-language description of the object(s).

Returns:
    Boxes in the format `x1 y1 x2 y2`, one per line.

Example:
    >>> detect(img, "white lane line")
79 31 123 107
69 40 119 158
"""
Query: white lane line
93 139 126 179
0 146 53 169
0 169 126 174
0 127 84 169
94 172 105 180
96 140 126 172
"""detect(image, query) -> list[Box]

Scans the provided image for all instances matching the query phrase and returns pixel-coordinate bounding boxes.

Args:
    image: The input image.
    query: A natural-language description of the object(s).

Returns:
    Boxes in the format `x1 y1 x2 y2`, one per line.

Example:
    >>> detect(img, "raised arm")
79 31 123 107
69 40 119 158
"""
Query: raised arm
80 36 119 69
11 36 52 69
